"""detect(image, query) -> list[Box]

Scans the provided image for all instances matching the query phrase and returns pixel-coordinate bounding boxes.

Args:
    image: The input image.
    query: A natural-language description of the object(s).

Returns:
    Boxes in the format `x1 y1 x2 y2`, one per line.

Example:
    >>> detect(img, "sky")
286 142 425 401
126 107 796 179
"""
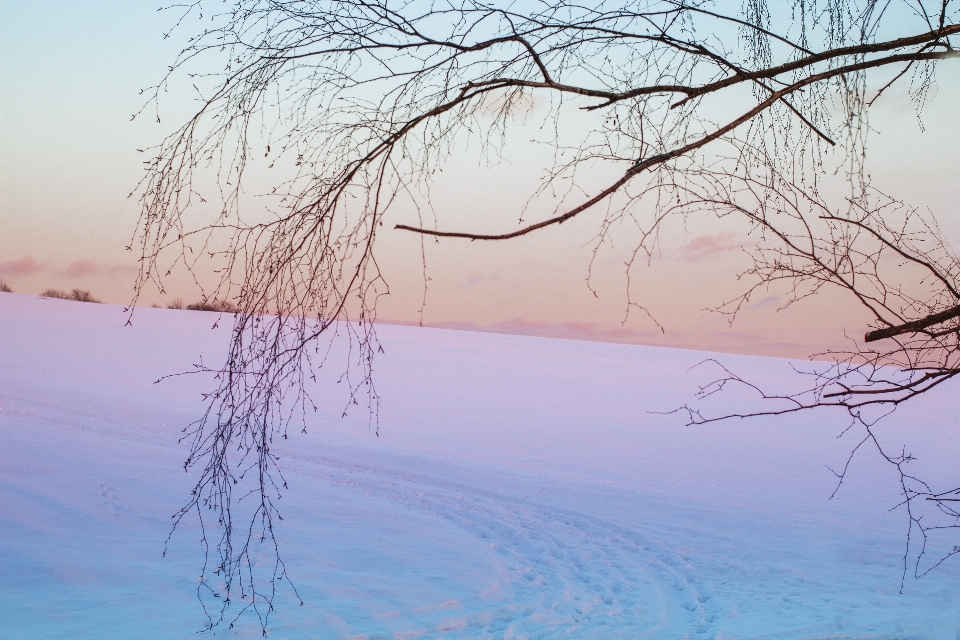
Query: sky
2 0 959 358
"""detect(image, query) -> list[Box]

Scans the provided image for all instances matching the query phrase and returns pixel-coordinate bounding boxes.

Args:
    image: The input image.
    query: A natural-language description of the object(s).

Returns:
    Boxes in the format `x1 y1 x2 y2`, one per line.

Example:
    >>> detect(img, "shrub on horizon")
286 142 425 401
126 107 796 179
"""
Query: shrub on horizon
40 288 102 303
0 280 12 293
166 298 184 310
185 299 237 313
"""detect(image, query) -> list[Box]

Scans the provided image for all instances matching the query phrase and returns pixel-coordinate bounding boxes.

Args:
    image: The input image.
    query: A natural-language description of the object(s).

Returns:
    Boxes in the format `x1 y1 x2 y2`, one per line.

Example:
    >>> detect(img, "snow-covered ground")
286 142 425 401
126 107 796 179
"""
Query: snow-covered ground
2 293 959 639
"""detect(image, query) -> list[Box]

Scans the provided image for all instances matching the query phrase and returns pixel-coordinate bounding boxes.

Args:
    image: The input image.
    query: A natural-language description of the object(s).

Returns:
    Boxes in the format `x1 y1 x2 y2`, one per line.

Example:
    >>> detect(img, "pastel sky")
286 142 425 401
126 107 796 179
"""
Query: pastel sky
2 1 959 358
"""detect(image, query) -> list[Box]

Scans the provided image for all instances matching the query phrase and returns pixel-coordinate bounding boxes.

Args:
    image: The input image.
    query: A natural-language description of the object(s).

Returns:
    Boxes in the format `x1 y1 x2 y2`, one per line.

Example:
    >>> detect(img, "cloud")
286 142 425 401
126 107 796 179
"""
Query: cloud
0 255 135 280
749 294 781 310
462 273 501 287
0 256 47 278
677 232 740 262
60 260 136 279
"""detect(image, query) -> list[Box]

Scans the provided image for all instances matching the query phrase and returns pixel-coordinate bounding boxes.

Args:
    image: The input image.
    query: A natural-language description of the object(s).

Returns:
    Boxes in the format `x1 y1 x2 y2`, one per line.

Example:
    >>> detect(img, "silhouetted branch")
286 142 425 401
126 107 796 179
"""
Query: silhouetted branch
132 0 960 631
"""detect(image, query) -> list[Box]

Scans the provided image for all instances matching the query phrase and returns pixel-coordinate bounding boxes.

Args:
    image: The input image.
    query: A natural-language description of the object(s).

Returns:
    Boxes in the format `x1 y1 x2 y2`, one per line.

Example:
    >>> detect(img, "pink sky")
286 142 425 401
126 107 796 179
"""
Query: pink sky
1 1 958 359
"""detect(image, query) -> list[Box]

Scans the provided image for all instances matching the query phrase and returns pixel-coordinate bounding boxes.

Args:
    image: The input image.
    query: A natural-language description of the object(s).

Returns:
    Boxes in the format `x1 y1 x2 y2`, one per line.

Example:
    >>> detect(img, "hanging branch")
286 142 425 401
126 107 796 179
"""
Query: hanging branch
133 0 959 632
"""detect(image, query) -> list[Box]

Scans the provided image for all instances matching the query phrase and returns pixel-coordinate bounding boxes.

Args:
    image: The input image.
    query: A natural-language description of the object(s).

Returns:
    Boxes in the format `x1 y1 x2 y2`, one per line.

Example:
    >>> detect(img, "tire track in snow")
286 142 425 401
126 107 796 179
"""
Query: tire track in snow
287 453 720 638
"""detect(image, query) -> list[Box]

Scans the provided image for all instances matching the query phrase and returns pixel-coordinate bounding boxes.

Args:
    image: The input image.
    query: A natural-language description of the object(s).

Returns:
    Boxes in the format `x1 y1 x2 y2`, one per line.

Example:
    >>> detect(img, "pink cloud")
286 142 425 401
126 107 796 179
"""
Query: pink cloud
0 256 48 278
677 232 740 262
462 273 501 287
0 256 135 280
60 260 136 279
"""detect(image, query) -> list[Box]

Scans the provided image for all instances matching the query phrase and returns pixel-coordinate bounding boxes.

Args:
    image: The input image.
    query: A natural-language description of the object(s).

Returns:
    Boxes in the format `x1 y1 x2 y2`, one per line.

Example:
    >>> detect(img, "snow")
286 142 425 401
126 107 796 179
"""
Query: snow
2 292 959 639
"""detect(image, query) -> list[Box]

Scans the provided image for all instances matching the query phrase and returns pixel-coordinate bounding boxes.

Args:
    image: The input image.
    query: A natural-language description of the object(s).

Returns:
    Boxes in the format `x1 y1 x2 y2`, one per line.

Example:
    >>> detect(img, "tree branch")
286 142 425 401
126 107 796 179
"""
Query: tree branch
865 305 960 342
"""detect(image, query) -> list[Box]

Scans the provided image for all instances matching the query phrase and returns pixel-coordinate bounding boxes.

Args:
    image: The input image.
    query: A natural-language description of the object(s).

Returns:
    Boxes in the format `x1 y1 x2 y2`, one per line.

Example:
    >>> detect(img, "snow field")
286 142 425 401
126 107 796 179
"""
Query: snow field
1 293 959 638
